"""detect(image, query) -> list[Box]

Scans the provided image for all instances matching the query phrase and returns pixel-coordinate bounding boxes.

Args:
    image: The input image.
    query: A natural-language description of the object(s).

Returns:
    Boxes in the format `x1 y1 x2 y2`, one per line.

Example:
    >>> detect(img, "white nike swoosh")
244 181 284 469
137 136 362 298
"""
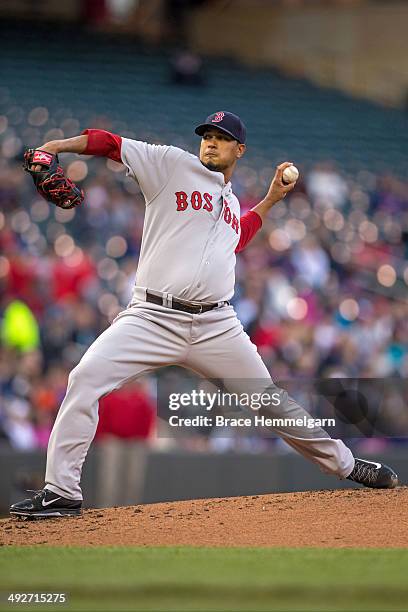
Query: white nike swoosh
360 459 382 469
42 496 61 507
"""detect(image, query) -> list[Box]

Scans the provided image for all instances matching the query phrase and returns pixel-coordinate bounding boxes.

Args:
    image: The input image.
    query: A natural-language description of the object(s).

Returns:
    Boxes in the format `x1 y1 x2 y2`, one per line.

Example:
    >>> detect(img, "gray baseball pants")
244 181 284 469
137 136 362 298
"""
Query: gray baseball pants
46 298 355 500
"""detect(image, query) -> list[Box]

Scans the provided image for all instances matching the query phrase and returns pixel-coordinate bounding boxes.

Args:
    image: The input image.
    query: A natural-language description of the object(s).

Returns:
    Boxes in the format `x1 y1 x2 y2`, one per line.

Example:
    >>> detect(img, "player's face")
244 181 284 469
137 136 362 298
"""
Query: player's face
199 128 245 174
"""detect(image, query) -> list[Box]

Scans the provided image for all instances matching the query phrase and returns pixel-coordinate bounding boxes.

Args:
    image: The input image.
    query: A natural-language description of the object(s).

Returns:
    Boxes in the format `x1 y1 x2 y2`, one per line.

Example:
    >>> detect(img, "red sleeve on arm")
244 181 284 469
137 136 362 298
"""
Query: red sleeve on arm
235 210 263 253
81 129 122 163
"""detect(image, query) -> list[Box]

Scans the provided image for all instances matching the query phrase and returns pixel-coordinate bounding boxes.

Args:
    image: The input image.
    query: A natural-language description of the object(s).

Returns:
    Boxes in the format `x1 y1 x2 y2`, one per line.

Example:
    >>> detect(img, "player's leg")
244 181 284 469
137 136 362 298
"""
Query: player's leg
10 305 189 519
184 306 354 478
45 306 189 500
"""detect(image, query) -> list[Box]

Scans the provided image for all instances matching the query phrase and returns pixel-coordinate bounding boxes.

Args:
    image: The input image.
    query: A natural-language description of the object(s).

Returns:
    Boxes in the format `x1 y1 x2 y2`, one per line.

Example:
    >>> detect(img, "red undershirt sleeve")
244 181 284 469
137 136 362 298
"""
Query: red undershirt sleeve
235 210 263 253
81 129 122 163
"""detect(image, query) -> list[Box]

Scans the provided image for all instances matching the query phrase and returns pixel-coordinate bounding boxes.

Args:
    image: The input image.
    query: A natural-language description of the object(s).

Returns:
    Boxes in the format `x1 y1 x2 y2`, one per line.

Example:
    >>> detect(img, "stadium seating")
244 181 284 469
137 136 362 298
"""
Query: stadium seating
1 20 407 174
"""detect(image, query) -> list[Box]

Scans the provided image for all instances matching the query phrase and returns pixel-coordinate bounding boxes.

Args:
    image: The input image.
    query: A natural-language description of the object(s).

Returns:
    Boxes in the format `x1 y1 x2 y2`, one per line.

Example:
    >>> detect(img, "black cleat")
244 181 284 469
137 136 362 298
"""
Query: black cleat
347 458 398 489
10 489 82 519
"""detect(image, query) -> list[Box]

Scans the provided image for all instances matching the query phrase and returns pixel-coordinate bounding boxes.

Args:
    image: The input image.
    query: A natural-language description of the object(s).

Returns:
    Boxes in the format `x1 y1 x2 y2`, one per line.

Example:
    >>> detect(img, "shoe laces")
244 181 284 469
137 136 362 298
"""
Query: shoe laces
350 462 378 485
27 489 46 500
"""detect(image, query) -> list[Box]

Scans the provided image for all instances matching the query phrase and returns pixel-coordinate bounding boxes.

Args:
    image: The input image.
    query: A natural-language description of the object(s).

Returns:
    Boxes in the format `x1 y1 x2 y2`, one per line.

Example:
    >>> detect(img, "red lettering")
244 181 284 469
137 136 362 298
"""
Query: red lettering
224 205 232 224
203 192 213 212
175 191 188 211
191 191 202 210
231 214 239 234
175 191 215 214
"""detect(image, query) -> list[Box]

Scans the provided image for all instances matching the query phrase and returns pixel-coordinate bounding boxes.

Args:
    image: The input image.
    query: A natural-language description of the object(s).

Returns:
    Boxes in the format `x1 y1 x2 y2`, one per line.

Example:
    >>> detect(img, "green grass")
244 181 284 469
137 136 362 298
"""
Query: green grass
1 547 408 612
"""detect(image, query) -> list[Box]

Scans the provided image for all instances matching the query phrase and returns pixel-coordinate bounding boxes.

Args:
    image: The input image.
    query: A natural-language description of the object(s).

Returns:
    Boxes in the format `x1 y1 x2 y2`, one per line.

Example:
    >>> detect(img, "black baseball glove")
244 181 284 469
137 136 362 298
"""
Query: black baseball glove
23 148 84 210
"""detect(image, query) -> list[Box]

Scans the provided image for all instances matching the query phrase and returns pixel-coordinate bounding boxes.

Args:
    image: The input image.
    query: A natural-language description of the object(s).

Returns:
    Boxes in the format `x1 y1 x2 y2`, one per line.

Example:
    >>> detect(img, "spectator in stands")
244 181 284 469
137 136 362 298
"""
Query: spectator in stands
95 382 156 506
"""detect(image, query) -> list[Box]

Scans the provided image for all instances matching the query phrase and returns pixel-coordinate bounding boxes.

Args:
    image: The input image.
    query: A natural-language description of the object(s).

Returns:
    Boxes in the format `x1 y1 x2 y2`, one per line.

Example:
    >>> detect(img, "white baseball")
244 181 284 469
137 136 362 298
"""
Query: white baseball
282 165 299 184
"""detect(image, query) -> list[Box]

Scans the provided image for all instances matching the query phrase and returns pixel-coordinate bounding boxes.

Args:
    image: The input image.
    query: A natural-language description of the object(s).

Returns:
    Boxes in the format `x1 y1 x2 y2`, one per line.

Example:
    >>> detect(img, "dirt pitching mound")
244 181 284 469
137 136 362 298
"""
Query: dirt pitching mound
2 487 407 548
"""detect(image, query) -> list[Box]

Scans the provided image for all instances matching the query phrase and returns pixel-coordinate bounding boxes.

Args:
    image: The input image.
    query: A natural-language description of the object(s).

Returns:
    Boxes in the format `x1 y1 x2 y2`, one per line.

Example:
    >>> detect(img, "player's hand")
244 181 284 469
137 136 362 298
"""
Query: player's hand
266 162 296 205
23 148 84 210
31 142 60 171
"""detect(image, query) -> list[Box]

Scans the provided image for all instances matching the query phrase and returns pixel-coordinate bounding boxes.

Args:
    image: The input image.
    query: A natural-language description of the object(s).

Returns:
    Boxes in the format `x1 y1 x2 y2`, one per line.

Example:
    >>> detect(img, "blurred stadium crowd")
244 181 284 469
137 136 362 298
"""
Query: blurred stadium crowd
0 95 407 452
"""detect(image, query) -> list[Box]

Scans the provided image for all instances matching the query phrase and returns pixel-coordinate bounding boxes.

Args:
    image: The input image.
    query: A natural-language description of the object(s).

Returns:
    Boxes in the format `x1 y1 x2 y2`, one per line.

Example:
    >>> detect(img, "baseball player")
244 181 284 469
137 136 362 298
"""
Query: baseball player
10 111 398 519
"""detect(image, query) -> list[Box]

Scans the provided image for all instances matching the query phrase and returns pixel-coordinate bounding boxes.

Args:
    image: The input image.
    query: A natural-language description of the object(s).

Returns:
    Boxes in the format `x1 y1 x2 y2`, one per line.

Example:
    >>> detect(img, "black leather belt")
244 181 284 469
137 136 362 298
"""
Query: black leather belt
146 290 229 315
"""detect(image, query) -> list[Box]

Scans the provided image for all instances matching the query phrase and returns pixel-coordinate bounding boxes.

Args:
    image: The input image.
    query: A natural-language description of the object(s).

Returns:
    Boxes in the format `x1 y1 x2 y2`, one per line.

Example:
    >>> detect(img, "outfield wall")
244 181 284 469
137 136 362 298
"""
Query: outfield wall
2 445 407 513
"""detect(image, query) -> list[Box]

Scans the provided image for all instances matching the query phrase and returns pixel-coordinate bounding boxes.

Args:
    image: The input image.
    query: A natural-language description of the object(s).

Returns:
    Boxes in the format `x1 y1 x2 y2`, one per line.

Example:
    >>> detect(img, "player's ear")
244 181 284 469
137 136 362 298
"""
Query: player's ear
236 143 246 159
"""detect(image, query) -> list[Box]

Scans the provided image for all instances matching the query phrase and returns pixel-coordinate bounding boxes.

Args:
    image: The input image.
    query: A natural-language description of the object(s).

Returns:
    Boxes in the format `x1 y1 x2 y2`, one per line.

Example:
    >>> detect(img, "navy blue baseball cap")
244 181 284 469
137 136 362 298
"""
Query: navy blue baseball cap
195 111 246 144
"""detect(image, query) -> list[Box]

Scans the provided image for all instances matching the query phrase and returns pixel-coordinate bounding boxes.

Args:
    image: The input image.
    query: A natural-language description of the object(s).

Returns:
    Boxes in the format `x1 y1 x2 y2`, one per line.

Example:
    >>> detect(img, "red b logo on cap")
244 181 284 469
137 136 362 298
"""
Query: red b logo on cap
212 112 225 123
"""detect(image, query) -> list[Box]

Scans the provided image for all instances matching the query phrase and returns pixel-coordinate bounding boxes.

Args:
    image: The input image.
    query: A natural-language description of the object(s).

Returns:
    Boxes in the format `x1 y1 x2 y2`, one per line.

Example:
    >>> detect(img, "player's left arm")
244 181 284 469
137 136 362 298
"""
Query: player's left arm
235 162 295 253
28 130 122 171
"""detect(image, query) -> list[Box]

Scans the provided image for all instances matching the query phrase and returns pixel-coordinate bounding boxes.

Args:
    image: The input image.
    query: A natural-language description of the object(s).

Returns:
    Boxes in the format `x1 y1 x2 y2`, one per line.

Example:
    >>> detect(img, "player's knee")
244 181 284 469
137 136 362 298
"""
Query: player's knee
67 366 80 389
67 360 93 389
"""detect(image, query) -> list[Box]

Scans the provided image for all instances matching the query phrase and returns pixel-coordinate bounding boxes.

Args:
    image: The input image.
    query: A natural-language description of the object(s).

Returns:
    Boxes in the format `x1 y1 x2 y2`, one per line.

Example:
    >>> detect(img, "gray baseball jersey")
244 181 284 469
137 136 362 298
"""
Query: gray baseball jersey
121 138 241 302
